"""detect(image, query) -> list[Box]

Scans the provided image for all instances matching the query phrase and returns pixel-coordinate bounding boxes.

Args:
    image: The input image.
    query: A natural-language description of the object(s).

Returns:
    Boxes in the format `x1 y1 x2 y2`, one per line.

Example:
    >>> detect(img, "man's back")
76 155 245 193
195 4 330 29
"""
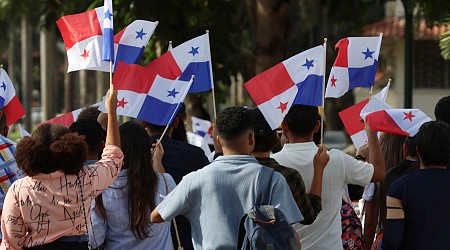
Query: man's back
156 155 302 249
272 142 373 249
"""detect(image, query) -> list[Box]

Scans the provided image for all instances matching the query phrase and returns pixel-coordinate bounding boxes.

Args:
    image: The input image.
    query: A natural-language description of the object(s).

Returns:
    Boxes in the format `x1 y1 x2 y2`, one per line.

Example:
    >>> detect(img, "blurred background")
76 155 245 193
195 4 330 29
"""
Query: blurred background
0 0 449 144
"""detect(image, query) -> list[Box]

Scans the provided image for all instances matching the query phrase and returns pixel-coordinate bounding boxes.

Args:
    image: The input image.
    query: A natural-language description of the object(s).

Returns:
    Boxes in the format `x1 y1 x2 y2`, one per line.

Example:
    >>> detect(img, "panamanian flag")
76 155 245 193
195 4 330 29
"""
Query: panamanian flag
325 35 382 98
146 33 213 93
99 62 193 126
0 68 25 126
56 6 157 72
245 45 324 129
39 102 102 127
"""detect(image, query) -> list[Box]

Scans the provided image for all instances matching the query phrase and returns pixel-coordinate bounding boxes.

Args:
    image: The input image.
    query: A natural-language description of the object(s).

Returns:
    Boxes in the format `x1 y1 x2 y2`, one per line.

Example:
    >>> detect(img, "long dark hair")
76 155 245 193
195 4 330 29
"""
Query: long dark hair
95 121 158 239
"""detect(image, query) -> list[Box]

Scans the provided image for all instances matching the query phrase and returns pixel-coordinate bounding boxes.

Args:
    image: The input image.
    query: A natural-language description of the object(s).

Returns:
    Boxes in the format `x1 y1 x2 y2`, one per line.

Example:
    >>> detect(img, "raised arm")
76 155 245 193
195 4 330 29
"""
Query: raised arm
366 123 386 182
105 90 120 148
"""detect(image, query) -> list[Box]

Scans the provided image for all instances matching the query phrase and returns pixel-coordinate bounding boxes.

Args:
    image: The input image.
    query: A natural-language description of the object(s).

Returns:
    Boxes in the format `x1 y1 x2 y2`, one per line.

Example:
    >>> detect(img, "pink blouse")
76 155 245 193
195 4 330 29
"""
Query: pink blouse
0 145 123 249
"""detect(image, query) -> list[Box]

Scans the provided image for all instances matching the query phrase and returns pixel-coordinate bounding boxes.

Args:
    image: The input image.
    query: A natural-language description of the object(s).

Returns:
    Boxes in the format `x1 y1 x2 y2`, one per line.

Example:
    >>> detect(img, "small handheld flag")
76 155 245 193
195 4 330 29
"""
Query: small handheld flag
0 68 25 126
102 0 114 62
325 34 382 98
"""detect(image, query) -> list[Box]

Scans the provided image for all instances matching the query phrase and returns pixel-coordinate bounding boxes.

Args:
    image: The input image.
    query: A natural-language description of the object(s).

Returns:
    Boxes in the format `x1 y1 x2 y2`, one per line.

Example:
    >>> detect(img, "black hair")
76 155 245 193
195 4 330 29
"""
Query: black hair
415 121 450 166
404 136 417 157
435 96 450 124
171 116 188 142
95 121 158 239
216 106 254 141
69 119 105 155
284 104 320 137
77 106 101 121
16 124 87 176
250 108 278 152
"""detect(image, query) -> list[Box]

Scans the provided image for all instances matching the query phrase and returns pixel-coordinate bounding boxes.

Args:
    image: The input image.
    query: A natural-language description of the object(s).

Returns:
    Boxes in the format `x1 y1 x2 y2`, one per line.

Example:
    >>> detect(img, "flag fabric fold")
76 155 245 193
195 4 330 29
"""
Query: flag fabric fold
18 124 31 138
244 45 324 129
325 35 382 98
361 109 431 137
146 33 213 93
102 0 114 62
0 68 25 126
338 83 390 148
99 61 193 126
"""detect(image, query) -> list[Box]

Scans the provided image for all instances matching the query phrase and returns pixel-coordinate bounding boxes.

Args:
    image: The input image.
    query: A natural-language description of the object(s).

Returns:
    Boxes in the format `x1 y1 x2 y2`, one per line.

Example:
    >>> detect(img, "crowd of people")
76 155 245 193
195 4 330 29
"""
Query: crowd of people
0 93 449 250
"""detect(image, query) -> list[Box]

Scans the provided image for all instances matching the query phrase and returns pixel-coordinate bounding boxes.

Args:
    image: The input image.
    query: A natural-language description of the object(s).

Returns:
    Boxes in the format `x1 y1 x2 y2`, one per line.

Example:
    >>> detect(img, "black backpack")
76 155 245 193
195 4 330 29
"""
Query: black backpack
236 167 299 250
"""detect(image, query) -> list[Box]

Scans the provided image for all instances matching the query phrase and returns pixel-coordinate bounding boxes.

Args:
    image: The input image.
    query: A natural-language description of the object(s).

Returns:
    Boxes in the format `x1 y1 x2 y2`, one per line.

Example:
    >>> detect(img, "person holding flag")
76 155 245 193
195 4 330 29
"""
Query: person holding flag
272 104 386 249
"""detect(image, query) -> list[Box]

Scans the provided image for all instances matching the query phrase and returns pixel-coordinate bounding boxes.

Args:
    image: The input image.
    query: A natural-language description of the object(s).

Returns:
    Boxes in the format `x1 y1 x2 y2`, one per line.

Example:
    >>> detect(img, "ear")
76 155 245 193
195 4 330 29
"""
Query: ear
172 116 179 128
217 136 222 147
249 130 255 146
313 120 320 133
281 121 288 133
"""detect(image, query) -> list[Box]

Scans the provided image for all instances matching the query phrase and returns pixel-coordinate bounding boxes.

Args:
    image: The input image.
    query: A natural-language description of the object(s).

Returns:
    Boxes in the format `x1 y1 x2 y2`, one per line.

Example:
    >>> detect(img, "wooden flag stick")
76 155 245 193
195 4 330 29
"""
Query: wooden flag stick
109 60 114 94
320 38 327 146
159 75 195 140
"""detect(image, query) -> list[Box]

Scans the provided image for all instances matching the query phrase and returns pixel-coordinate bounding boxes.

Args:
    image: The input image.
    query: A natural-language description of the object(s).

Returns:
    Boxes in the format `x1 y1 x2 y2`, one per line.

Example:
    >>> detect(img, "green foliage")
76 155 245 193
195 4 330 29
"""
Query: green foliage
439 15 450 60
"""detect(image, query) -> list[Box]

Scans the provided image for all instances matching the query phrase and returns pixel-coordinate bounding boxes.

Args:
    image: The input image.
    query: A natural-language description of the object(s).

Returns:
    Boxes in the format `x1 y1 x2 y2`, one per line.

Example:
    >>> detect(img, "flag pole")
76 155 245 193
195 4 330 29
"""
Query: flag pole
159 75 195 140
320 38 327 146
206 30 217 119
109 61 113 91
370 33 383 100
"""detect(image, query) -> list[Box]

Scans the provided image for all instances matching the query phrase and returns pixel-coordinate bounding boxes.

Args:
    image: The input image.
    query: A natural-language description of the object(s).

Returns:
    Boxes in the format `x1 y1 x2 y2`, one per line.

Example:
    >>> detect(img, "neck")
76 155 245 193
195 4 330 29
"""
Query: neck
251 151 270 158
288 134 313 143
223 147 251 156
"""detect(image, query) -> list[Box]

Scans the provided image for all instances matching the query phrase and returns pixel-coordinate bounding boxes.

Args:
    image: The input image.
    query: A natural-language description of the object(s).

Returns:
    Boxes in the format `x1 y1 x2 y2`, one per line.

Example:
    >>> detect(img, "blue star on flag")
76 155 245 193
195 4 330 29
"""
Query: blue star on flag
195 123 200 127
188 46 199 56
302 58 314 70
167 88 180 98
104 9 113 20
362 47 375 59
0 82 6 91
135 29 147 40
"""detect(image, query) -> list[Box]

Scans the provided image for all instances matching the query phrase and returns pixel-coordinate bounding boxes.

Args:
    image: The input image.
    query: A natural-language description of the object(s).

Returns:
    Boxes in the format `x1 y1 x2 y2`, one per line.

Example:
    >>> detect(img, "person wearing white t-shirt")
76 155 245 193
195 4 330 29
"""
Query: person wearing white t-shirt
272 104 386 250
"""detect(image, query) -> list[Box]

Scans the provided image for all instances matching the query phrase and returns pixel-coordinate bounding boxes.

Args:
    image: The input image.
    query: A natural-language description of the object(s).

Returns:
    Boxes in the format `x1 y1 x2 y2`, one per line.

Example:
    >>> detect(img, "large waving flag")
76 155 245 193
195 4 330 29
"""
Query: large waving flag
0 68 25 126
244 45 324 129
325 35 382 98
57 6 157 72
57 7 106 72
39 102 101 127
113 20 158 66
338 84 390 148
99 62 193 126
146 33 213 93
361 109 431 136
102 0 114 62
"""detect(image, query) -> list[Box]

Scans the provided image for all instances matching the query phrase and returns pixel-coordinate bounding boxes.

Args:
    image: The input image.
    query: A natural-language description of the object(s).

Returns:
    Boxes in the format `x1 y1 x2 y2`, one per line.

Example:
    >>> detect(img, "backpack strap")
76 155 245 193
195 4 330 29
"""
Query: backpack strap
256 166 275 205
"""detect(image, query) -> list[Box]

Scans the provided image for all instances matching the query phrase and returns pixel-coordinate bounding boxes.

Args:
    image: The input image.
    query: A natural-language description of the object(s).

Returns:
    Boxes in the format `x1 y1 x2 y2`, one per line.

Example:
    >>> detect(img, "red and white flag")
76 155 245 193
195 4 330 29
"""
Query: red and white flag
39 102 101 127
0 68 25 126
361 108 431 136
338 84 390 148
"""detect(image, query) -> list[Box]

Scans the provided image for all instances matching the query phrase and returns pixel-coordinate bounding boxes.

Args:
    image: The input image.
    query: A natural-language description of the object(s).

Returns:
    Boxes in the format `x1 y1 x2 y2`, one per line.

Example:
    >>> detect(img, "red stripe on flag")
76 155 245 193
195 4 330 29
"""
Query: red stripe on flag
56 9 102 50
3 96 25 126
365 110 410 136
146 52 182 80
338 99 368 136
39 112 75 127
333 38 349 67
113 61 157 94
244 63 296 105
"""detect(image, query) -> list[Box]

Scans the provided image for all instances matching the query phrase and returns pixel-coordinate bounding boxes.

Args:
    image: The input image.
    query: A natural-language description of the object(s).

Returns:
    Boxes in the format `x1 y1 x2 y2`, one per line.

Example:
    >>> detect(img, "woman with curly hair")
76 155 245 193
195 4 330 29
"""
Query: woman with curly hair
90 121 175 250
0 92 123 250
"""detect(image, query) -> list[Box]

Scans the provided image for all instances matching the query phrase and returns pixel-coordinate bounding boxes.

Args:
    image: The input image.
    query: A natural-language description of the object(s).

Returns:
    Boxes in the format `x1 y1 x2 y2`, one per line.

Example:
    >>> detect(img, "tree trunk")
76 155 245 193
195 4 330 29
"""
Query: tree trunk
246 0 290 73
40 28 56 121
79 70 87 106
21 18 32 130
